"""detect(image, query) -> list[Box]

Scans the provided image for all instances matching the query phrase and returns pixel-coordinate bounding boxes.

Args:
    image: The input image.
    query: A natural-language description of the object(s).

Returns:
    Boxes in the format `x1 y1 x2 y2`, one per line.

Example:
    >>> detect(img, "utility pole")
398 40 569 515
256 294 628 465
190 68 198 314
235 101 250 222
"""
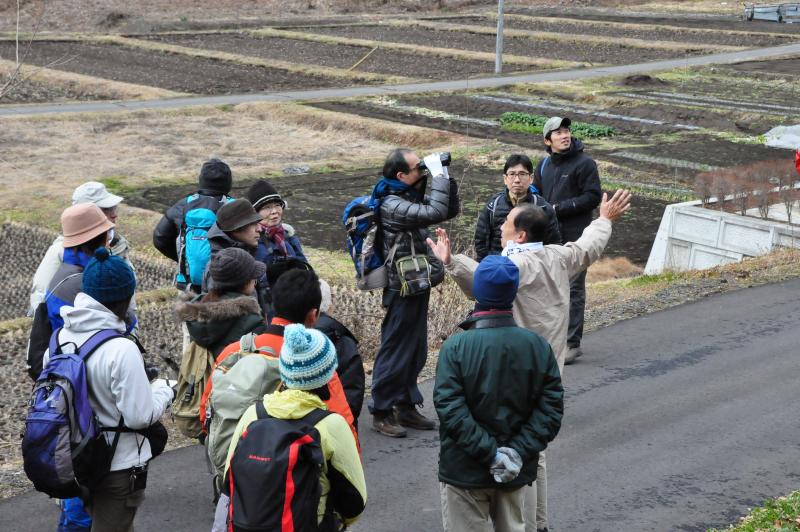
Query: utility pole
495 0 505 74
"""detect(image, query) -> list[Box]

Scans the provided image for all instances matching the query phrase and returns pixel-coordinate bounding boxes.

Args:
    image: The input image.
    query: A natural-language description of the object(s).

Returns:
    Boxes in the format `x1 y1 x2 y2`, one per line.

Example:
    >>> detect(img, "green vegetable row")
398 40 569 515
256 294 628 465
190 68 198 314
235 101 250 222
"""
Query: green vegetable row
499 112 615 138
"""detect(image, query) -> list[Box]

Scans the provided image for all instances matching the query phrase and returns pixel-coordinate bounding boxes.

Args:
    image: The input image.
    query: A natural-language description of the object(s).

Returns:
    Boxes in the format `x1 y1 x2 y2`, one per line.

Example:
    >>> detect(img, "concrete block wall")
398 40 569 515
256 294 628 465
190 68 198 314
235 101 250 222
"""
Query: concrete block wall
644 200 800 274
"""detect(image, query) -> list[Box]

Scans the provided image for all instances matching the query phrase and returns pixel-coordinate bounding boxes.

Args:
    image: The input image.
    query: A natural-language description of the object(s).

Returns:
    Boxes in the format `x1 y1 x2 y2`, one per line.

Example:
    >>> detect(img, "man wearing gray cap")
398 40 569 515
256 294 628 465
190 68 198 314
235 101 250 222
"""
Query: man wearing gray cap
28 181 132 315
534 117 602 366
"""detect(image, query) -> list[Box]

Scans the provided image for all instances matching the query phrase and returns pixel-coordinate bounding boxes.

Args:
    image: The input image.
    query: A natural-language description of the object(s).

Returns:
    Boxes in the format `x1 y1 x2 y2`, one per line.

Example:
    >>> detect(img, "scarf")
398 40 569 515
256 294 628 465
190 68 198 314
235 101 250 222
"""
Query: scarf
62 247 92 268
372 176 412 199
266 225 287 256
502 241 544 257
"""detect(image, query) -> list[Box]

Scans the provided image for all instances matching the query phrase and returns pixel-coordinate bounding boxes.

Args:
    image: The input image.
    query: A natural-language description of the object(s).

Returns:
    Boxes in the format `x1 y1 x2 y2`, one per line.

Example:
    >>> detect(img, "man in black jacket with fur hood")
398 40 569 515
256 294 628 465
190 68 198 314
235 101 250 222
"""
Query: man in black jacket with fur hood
534 117 602 365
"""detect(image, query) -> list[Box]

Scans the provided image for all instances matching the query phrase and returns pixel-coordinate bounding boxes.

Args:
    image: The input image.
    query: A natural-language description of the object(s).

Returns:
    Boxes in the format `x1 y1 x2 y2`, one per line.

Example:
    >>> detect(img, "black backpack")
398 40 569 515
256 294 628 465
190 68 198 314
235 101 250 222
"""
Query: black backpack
226 402 332 532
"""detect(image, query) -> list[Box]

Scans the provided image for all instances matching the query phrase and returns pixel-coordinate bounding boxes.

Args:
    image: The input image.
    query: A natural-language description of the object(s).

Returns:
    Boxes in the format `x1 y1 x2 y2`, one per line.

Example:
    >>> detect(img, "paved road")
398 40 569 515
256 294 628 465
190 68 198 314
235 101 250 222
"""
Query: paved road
1 279 799 531
2 42 800 117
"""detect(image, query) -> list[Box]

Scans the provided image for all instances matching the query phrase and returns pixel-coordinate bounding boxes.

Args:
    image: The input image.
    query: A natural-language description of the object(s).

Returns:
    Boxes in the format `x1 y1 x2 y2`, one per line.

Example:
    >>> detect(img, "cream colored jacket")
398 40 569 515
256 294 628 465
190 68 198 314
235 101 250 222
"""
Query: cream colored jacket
446 217 612 372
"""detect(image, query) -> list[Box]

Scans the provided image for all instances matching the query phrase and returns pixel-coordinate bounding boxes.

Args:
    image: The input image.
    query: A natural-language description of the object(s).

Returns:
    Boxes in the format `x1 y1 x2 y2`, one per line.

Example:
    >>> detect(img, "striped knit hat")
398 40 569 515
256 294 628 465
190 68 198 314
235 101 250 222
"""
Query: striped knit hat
280 324 338 391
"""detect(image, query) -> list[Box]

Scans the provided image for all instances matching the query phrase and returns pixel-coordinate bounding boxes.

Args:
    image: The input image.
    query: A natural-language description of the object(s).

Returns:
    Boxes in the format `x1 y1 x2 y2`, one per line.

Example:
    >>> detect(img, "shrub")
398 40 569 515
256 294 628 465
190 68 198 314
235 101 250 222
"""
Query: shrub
499 112 615 138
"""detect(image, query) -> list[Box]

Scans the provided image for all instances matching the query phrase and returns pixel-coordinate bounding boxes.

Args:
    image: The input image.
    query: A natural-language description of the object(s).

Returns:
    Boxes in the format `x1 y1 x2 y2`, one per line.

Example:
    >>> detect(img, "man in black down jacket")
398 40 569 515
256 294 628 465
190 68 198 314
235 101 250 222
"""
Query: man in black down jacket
370 148 459 438
152 158 234 291
474 154 561 260
534 117 602 365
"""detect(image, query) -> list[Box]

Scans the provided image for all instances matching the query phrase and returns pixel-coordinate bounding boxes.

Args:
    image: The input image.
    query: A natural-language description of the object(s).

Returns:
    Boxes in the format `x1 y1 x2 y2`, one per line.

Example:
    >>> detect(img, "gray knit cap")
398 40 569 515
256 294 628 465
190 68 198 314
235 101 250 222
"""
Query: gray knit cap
209 248 265 290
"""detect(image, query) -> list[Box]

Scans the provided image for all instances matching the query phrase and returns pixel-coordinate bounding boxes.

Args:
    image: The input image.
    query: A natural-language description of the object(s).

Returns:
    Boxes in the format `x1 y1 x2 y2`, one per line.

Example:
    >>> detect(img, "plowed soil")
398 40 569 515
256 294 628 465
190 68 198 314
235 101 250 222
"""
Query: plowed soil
523 10 800 35
144 32 532 79
304 25 700 64
433 15 797 47
123 167 668 265
0 41 352 94
727 56 800 75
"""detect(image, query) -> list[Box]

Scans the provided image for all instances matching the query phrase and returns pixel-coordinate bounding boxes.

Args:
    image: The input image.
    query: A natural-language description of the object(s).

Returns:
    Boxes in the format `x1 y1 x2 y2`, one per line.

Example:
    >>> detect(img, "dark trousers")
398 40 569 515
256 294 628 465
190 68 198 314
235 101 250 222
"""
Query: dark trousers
87 470 145 532
369 289 430 414
568 269 586 348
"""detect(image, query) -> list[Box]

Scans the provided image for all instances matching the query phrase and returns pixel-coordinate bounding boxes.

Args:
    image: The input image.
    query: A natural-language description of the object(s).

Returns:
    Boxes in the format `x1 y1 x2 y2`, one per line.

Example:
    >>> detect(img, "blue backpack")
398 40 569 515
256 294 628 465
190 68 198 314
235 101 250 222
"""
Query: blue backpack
22 328 122 499
178 194 230 287
343 196 383 279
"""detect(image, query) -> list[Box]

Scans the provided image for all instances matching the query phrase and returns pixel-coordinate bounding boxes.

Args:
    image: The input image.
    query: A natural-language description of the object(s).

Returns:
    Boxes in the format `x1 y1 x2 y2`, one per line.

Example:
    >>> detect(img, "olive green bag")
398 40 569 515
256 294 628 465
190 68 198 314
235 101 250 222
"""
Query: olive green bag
395 232 433 297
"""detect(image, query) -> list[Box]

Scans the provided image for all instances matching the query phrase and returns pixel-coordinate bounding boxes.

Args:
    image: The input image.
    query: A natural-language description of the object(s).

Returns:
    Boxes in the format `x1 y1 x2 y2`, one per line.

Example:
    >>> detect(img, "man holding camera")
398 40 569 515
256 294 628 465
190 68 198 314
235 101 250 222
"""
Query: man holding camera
370 148 460 438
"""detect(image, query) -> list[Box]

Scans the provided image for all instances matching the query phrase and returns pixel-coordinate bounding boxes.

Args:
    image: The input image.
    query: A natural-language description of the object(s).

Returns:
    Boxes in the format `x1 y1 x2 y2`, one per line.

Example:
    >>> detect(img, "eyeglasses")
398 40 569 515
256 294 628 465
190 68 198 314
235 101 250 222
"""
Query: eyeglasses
261 204 283 213
505 172 531 179
101 206 118 215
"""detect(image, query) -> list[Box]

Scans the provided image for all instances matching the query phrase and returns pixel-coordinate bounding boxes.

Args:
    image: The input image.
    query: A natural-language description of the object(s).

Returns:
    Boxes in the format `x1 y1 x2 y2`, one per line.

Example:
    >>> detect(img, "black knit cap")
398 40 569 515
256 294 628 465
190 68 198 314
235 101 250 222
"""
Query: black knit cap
216 199 262 232
247 179 286 211
198 158 232 195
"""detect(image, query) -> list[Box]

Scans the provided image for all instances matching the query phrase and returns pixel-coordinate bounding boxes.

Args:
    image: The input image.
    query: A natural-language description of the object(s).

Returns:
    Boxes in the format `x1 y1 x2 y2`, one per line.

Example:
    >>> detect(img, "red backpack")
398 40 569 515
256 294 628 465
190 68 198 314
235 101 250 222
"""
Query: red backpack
225 403 333 532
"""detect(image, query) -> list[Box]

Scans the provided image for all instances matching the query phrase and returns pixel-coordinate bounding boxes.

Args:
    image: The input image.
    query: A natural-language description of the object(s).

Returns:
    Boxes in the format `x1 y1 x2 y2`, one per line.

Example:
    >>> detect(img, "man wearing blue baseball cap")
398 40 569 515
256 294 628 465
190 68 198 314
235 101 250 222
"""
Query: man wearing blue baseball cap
434 255 563 532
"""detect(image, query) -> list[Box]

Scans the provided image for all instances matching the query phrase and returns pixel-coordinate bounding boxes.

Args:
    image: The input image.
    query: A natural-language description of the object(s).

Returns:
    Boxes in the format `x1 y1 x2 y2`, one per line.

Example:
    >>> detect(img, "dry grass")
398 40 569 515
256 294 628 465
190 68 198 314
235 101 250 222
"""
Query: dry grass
0 101 475 225
399 19 743 53
586 256 643 283
247 27 584 69
0 57 182 100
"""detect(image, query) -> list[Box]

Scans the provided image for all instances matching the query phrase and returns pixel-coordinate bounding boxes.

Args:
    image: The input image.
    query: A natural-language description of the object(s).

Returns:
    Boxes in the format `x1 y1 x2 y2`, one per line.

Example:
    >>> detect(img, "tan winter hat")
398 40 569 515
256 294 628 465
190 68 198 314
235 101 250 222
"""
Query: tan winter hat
61 203 115 248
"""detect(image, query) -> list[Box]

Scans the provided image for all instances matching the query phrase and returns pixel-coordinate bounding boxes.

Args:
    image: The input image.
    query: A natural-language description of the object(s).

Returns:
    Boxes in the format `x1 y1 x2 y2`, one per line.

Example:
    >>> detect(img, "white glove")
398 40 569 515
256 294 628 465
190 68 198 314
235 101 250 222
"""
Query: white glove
423 153 445 178
489 447 522 483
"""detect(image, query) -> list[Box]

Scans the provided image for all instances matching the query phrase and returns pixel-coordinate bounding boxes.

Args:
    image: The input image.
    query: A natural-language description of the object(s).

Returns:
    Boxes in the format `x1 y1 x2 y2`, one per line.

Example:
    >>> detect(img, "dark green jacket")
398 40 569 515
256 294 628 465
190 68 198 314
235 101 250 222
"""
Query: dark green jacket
175 292 266 356
434 312 563 490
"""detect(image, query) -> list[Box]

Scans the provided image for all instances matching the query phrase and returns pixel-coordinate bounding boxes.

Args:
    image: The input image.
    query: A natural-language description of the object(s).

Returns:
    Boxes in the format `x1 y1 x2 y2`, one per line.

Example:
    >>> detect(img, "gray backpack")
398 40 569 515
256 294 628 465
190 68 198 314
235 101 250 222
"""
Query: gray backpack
205 333 281 489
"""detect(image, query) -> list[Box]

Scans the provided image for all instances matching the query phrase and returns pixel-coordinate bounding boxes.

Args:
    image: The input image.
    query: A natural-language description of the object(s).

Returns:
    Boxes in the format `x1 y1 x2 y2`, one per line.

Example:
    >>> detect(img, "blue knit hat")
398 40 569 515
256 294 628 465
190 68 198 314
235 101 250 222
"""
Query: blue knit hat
473 255 519 310
82 247 136 304
280 324 338 391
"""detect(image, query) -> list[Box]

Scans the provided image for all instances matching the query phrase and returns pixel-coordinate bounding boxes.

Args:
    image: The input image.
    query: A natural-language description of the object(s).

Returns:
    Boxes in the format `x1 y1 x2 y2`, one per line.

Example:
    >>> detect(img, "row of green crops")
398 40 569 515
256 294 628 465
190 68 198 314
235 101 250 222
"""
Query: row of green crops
499 112 615 138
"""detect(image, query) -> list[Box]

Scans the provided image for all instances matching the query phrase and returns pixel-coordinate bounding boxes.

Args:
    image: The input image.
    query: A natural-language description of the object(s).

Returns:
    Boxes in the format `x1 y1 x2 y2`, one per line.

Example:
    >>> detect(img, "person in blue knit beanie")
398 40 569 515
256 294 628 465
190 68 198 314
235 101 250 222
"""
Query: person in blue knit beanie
46 247 174 532
219 323 367 531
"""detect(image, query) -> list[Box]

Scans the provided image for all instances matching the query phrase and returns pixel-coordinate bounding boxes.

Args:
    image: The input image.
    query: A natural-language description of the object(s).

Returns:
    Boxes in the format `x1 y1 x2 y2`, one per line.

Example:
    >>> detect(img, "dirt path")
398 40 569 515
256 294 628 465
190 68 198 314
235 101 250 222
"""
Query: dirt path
2 42 800 117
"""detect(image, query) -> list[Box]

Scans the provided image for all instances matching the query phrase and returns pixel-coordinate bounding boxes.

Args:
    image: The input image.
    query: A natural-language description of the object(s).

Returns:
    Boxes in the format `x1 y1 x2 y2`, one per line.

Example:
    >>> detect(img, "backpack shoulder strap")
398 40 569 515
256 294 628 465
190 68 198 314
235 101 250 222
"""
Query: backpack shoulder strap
264 324 285 336
302 408 332 427
77 329 123 362
255 400 270 420
488 193 503 227
48 327 64 357
538 156 550 176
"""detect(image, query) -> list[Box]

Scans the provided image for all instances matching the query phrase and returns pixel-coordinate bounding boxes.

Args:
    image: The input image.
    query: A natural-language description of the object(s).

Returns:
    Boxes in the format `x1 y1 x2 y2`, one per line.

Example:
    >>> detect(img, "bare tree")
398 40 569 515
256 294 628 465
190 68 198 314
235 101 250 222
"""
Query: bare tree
0 1 46 101
694 171 713 207
712 172 731 211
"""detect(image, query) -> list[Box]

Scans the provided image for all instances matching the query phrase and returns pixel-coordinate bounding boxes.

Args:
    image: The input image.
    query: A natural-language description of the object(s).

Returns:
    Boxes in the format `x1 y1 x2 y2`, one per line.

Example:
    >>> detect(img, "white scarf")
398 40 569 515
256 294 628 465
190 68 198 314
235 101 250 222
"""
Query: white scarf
502 241 544 257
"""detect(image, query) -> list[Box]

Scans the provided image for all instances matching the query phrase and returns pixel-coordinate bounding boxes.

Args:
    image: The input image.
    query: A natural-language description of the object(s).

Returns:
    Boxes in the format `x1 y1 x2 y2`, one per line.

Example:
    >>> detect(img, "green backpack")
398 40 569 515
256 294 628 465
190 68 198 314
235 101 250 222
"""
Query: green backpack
205 333 281 490
173 340 216 439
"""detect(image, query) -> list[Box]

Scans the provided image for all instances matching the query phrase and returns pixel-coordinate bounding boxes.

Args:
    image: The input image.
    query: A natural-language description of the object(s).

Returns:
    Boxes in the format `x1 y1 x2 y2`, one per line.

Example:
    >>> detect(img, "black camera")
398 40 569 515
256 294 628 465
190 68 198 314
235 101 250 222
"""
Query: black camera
418 152 451 172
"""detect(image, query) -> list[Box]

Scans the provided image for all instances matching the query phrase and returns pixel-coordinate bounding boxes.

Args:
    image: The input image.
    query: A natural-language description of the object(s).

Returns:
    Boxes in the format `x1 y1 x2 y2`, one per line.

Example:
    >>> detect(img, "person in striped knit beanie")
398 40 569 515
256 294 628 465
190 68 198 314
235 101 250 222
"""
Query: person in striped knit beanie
280 323 338 391
220 323 367 530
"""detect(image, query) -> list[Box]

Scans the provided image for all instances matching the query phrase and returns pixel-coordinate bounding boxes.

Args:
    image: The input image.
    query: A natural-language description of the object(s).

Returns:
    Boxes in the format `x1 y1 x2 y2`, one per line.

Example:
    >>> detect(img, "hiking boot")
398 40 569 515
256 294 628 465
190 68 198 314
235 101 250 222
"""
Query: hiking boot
395 405 437 430
565 346 583 365
373 413 407 438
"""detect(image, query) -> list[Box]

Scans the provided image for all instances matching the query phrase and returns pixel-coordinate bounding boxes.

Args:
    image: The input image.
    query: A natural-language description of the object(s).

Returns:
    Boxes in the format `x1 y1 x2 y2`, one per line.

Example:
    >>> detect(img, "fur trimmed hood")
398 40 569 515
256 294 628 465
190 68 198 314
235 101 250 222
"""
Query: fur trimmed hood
176 292 264 354
175 292 261 323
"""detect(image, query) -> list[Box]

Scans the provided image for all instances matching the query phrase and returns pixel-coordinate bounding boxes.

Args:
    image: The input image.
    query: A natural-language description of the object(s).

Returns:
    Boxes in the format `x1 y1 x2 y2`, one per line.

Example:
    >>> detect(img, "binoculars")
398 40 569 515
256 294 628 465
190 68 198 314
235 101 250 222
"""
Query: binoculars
418 152 451 172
